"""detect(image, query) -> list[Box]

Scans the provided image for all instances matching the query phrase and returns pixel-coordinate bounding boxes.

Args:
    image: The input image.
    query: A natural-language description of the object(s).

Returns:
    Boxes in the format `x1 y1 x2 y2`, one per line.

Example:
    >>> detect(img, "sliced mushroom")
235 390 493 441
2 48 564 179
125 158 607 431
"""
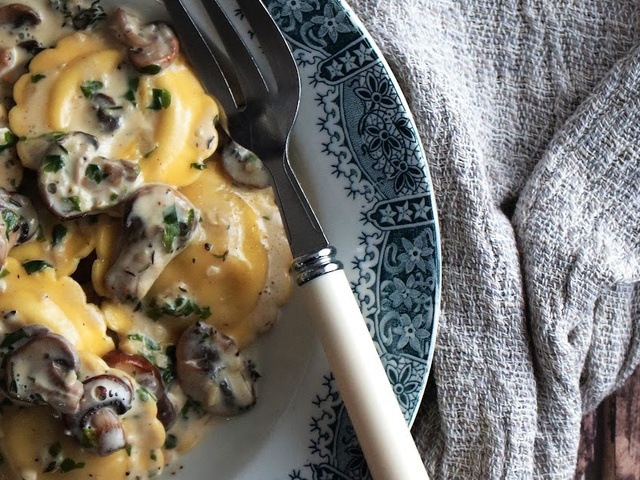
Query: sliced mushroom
91 93 122 132
103 350 176 429
218 129 270 189
176 322 256 416
111 8 179 73
0 4 41 28
0 124 23 191
0 188 39 265
1 325 83 414
104 184 200 301
36 132 141 219
64 373 134 456
17 39 44 56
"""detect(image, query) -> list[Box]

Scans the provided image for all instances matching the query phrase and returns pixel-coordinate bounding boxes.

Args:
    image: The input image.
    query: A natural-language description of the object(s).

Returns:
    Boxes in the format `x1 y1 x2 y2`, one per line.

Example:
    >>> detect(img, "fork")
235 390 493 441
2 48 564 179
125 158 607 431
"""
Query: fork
163 1 430 478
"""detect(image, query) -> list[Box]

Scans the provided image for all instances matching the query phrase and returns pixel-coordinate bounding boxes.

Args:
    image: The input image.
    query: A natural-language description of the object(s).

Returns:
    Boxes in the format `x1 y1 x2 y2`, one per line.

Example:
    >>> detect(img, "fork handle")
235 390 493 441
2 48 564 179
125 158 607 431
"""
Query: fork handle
295 262 430 480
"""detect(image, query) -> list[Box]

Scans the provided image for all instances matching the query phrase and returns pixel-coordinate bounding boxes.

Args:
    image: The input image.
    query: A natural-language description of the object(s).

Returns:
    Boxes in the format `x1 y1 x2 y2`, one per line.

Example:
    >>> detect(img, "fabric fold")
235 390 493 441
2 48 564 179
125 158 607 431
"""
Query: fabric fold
347 0 640 477
513 44 640 477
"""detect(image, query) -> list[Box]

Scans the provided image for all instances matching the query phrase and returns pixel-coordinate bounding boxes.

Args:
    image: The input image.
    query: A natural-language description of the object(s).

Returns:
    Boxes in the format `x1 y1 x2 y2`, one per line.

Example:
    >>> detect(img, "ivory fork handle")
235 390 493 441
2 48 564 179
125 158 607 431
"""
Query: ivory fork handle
297 269 430 480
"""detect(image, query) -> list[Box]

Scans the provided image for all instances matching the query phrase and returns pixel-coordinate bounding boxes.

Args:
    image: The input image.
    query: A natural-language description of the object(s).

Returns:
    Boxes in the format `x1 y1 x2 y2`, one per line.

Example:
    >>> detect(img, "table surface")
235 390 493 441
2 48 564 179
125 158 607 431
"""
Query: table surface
575 364 640 479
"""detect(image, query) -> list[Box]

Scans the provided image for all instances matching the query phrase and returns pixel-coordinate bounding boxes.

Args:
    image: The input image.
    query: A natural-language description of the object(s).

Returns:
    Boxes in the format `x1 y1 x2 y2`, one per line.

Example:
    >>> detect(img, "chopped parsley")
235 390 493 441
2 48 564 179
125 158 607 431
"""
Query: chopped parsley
0 327 30 349
22 260 53 274
59 457 85 473
143 145 158 158
50 0 107 30
127 333 160 352
123 77 139 106
42 154 65 173
0 268 9 279
0 130 18 153
137 386 156 402
190 162 206 170
146 296 211 320
48 442 63 457
85 163 104 184
2 210 18 240
162 205 181 253
51 224 68 247
148 88 171 110
31 73 46 83
139 64 161 75
164 434 178 449
80 80 104 99
65 196 82 212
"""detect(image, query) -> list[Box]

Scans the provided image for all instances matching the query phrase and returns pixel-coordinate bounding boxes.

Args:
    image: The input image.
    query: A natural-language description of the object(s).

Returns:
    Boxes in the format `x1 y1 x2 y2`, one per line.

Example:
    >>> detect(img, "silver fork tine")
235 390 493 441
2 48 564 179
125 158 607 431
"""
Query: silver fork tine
163 0 243 112
199 0 268 102
235 0 299 92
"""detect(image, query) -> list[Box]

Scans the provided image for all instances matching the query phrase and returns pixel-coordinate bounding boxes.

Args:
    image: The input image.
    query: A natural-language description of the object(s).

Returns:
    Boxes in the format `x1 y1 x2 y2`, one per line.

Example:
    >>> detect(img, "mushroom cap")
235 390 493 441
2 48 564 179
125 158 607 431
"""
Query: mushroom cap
104 184 199 301
219 133 270 189
103 350 176 429
0 188 39 265
36 132 141 219
0 4 41 28
111 8 179 73
176 322 256 416
2 325 83 414
64 373 134 456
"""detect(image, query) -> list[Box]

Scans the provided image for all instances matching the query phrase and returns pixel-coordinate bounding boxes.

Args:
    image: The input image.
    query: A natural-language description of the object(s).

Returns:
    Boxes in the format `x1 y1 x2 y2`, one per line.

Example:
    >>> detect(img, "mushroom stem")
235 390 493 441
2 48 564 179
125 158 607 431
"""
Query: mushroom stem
64 373 134 456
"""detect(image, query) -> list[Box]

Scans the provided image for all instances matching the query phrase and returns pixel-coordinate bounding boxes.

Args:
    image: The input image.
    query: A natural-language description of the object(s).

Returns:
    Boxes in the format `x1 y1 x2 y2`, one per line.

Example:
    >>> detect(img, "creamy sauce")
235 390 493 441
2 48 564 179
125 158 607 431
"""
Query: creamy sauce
0 2 293 479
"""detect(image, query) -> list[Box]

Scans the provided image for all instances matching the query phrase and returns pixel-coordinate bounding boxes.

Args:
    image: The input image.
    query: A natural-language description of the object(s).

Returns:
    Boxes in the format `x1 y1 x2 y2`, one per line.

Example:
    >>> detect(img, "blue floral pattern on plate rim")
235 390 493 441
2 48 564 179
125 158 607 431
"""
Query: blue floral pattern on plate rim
256 0 442 477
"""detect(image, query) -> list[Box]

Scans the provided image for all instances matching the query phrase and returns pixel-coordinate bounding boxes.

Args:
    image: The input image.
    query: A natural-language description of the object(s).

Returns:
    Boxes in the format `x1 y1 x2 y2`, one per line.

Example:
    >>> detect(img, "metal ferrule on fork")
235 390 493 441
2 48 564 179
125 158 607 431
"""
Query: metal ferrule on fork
292 246 343 286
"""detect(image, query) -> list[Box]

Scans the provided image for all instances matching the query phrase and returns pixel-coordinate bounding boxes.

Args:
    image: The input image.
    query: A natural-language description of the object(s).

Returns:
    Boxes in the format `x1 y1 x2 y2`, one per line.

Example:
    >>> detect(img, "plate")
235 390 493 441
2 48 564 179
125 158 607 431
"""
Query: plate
106 0 441 478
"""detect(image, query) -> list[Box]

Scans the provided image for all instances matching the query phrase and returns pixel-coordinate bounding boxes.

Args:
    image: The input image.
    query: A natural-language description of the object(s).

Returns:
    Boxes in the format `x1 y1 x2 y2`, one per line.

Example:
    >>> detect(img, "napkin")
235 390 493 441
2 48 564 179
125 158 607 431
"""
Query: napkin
347 0 640 477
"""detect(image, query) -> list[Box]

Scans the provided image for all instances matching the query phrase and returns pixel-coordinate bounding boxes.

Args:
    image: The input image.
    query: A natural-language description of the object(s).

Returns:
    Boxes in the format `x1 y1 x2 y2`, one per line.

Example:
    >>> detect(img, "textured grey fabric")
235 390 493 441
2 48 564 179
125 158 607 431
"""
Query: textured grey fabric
346 0 640 478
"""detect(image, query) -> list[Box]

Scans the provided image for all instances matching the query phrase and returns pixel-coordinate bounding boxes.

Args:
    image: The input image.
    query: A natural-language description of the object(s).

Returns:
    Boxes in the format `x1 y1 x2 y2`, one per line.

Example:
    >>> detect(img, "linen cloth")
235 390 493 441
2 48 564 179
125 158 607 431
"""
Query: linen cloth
346 1 640 478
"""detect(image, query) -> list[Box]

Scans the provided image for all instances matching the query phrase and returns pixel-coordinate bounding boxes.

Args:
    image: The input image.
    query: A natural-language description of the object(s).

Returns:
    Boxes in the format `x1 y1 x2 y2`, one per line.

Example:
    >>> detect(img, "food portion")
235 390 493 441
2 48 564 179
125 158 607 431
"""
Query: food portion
0 1 293 479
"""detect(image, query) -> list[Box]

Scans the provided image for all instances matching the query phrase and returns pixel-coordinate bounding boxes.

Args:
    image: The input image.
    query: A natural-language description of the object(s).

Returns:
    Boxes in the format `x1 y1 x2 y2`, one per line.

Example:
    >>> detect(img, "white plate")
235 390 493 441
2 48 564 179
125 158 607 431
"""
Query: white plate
105 0 441 478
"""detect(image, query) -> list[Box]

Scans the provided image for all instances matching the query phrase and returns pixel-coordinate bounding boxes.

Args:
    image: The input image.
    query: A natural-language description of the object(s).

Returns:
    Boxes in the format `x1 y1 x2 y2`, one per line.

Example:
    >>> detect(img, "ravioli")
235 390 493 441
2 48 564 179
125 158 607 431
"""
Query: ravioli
0 2 292 479
10 30 219 186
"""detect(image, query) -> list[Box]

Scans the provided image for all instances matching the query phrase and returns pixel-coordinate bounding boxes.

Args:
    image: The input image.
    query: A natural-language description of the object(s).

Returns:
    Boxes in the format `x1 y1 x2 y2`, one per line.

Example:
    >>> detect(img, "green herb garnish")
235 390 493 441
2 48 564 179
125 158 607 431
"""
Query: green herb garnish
148 88 171 110
162 205 180 253
0 131 17 153
59 458 85 473
127 333 160 352
190 162 206 170
146 296 211 320
139 64 161 75
22 260 53 274
51 224 68 247
80 80 104 99
65 196 81 212
2 210 18 240
164 434 178 450
43 154 65 173
123 77 139 106
0 328 29 349
31 73 46 83
85 163 104 184
48 442 63 457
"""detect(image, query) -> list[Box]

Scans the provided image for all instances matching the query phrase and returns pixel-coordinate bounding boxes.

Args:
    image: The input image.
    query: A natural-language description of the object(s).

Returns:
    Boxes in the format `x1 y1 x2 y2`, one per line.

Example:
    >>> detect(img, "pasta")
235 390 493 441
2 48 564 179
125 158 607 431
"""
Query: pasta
0 1 292 478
